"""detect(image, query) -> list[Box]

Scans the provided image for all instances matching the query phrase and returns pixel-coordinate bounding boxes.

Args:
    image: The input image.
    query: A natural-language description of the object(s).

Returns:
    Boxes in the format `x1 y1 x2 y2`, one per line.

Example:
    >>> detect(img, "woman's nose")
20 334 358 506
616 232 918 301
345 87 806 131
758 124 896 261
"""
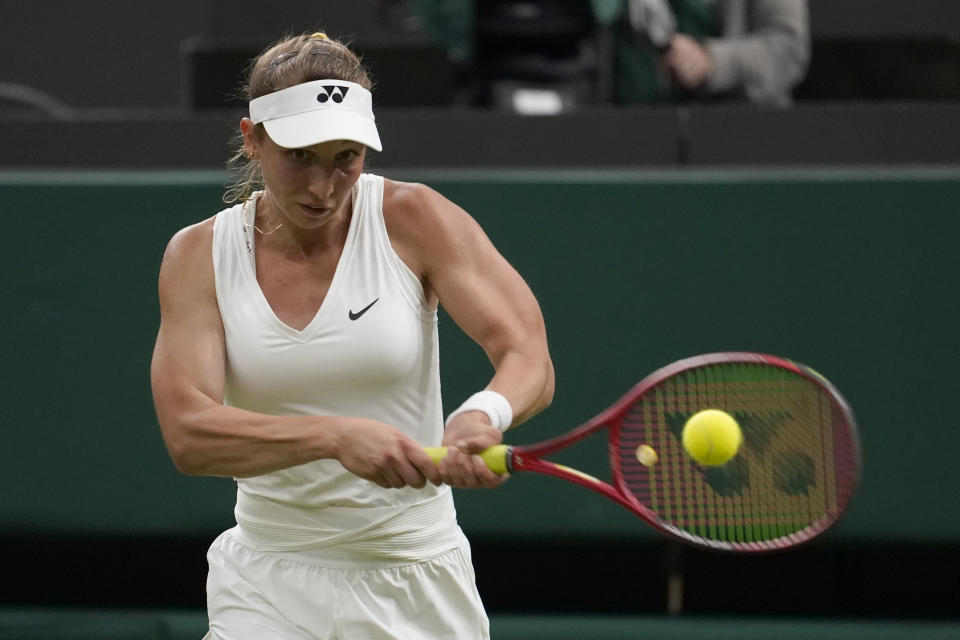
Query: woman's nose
307 165 336 199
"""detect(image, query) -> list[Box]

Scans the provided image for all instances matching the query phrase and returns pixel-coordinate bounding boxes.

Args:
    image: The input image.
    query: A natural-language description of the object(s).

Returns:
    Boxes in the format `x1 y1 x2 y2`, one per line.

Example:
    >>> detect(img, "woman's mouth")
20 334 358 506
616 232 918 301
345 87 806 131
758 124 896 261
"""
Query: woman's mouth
299 203 330 216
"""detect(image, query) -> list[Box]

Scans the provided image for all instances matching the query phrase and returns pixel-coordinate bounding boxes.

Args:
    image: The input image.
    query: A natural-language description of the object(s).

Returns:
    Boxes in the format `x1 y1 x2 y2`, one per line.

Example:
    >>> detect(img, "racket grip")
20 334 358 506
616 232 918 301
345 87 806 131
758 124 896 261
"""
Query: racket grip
424 444 510 475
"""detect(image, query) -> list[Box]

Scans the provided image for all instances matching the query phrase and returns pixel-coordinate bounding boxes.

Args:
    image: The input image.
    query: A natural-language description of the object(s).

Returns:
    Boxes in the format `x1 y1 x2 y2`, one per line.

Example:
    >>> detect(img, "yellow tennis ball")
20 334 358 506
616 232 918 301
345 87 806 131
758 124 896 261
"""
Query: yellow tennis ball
636 444 658 467
682 409 742 466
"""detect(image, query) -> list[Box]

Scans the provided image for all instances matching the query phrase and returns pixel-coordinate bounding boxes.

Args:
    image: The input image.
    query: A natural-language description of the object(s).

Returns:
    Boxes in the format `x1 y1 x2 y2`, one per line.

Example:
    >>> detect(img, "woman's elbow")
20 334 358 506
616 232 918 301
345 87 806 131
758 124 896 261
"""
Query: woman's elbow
166 441 204 476
539 357 556 411
160 419 208 476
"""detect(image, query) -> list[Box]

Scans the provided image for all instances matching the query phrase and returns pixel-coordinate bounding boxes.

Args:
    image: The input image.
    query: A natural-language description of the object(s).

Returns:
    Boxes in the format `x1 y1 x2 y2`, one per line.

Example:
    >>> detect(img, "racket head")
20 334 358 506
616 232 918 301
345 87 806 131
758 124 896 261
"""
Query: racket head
607 352 860 552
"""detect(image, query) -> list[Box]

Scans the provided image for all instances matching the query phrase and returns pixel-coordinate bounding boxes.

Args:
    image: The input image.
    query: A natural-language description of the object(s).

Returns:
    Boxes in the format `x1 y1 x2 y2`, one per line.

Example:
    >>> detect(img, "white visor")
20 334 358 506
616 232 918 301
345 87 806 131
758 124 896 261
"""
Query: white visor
249 79 382 151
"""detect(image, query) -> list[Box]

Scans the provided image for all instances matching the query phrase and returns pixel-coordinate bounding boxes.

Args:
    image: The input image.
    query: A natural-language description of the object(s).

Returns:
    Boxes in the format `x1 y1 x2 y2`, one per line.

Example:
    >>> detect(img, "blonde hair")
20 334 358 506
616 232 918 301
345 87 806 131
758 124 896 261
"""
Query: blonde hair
223 31 373 204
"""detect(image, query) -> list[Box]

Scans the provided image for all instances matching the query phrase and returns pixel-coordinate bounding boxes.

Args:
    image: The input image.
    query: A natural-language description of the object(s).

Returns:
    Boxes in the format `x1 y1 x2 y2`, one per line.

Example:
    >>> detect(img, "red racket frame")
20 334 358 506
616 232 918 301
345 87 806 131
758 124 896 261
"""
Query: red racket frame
504 352 860 552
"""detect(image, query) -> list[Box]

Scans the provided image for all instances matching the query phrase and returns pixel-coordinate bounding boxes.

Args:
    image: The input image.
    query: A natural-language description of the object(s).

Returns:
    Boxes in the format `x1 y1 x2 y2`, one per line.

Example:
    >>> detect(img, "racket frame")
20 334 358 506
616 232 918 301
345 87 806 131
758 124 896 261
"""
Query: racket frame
506 352 860 552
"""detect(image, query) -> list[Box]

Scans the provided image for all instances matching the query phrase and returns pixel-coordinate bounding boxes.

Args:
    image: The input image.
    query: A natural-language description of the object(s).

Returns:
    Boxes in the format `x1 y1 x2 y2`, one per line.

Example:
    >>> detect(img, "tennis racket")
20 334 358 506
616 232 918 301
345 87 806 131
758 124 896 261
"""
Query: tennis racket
428 352 860 552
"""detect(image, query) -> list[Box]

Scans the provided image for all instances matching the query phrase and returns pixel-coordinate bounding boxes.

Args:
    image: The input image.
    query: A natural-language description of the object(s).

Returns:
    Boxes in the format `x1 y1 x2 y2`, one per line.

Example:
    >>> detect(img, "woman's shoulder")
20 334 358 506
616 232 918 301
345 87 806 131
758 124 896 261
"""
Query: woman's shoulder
382 177 434 209
165 197 246 258
381 177 462 230
160 215 218 277
156 213 222 315
378 177 471 281
168 215 216 250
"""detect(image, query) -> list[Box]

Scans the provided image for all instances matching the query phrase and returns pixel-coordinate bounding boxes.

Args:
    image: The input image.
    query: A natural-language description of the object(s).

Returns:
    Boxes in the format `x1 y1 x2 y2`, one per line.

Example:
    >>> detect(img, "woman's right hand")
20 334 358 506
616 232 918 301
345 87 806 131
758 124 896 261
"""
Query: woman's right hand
335 419 442 489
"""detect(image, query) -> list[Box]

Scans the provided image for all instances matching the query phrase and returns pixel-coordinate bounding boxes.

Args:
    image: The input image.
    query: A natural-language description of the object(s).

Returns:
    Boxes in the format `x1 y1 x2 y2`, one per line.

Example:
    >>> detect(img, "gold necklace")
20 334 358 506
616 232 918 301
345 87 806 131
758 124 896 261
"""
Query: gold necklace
242 194 284 235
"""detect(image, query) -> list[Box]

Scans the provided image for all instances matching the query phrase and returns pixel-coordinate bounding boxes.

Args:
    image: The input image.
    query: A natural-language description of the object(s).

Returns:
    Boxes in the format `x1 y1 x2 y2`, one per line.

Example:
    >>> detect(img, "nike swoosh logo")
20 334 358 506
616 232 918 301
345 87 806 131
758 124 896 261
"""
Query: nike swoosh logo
348 297 379 321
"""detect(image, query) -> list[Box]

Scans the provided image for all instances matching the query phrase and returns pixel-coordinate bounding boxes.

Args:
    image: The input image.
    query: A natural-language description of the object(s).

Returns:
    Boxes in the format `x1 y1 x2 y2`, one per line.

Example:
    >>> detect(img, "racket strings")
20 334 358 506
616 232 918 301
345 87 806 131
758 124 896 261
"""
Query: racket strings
615 362 857 549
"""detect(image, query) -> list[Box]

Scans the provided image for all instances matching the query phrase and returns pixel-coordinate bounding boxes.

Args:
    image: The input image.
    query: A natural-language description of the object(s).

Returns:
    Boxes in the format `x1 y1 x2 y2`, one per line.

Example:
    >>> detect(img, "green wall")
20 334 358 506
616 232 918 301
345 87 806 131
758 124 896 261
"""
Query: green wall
2 168 958 543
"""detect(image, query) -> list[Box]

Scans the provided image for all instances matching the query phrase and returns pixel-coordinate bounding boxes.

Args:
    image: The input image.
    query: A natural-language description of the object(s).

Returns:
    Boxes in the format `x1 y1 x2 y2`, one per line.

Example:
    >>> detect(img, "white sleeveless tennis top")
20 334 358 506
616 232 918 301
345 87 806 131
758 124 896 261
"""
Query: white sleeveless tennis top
212 173 458 560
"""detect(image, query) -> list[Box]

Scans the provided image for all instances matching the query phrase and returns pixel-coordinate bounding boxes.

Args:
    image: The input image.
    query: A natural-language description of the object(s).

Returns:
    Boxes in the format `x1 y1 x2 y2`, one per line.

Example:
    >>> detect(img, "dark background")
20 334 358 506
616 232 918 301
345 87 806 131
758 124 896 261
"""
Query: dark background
1 1 959 638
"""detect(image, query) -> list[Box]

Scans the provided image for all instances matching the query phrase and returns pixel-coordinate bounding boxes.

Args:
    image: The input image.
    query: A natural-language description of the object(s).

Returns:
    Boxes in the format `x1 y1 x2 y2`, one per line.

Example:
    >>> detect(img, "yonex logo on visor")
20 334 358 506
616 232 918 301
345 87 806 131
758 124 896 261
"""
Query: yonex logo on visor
248 79 382 151
317 86 349 103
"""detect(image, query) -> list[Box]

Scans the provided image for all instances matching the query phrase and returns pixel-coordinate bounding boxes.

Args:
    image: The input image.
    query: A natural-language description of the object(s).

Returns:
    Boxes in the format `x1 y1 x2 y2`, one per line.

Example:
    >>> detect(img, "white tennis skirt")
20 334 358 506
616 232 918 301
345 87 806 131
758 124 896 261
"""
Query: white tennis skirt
203 525 490 639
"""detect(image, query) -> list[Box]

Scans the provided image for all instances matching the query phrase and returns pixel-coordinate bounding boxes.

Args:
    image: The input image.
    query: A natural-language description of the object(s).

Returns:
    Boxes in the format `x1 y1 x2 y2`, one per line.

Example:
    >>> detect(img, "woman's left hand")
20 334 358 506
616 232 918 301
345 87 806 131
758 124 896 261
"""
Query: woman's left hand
438 413 509 489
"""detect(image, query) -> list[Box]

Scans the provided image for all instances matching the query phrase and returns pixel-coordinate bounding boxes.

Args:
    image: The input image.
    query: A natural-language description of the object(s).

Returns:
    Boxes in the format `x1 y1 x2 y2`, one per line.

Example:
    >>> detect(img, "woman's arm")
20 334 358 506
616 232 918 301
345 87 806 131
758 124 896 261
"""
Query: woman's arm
384 180 555 486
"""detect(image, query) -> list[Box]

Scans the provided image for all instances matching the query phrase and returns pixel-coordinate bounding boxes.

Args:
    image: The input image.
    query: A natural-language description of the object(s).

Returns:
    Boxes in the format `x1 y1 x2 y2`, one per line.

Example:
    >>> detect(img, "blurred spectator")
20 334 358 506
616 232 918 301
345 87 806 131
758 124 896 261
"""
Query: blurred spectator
613 0 811 107
410 0 809 109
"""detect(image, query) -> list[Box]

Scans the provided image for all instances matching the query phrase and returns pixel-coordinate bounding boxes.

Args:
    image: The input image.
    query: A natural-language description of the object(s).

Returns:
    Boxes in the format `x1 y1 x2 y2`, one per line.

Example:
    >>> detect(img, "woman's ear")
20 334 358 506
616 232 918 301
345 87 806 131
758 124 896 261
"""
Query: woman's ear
240 117 258 157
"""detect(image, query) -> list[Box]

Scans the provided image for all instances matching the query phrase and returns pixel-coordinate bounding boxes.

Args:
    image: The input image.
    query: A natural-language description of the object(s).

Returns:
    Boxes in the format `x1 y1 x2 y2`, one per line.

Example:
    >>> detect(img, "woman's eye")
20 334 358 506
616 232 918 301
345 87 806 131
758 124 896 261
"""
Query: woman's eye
290 149 310 161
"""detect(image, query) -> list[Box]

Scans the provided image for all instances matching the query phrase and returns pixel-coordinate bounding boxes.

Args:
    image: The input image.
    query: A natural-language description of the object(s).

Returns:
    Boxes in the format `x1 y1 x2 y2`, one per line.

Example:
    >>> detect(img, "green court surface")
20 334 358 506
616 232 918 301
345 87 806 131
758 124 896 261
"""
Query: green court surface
0 609 957 640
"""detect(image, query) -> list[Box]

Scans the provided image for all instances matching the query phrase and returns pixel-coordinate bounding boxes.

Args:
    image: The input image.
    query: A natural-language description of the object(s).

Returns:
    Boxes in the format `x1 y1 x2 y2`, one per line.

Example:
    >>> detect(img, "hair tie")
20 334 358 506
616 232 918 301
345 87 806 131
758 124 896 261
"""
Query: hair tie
310 32 329 40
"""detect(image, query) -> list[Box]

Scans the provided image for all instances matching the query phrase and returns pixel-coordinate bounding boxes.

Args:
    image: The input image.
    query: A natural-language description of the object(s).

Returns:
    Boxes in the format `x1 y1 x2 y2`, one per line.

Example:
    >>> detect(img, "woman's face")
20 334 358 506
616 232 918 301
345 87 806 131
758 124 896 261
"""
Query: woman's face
245 120 366 232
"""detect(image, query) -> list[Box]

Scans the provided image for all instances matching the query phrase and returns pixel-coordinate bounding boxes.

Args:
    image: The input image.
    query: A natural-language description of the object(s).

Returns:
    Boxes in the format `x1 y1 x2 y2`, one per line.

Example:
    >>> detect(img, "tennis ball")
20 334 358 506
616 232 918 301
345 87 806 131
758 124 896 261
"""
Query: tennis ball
682 409 742 466
635 444 658 467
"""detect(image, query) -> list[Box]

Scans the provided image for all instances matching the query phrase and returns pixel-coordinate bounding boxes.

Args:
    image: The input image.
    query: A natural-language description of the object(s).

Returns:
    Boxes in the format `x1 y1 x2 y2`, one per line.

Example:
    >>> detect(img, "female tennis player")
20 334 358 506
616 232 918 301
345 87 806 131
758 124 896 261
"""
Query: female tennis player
150 30 554 639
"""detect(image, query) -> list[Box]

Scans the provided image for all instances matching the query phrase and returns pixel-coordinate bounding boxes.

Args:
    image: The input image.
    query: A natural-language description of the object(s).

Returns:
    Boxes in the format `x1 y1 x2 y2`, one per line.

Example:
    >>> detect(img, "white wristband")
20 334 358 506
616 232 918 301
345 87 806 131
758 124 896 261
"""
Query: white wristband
445 390 514 433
